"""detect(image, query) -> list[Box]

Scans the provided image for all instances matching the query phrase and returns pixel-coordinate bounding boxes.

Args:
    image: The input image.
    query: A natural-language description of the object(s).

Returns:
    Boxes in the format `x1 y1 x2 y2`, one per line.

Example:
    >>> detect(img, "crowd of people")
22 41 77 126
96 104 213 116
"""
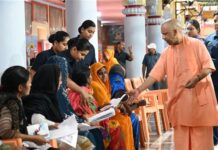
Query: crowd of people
0 11 218 150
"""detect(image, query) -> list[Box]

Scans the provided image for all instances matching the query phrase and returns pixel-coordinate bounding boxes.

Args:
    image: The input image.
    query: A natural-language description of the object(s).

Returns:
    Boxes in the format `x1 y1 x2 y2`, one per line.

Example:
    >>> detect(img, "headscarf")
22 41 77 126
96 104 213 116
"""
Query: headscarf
103 49 119 73
109 64 126 98
23 64 63 123
90 62 111 106
46 56 74 117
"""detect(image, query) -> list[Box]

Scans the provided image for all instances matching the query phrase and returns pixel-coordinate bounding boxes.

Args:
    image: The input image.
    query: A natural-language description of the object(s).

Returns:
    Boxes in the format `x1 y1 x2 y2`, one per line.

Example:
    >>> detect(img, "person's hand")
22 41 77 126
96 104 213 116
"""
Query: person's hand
185 76 199 88
32 135 47 145
128 46 133 54
80 91 92 106
128 88 140 102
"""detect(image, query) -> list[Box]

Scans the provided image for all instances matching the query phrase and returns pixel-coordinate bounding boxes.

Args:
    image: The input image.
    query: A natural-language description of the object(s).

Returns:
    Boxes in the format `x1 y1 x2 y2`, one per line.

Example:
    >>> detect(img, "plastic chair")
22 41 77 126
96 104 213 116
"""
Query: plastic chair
146 89 170 131
131 77 162 141
2 138 58 148
2 138 22 146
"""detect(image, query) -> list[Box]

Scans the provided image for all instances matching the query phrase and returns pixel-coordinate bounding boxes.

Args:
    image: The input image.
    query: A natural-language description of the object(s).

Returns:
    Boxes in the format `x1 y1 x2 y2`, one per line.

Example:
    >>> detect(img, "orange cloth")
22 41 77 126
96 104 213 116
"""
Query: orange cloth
90 63 111 106
150 36 218 127
103 49 119 72
90 62 135 150
174 125 213 150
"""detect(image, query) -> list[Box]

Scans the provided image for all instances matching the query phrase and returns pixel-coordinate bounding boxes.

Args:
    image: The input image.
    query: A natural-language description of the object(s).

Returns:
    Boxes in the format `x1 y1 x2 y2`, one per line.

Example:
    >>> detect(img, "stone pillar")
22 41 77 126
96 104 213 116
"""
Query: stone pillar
123 1 146 78
146 0 165 53
65 0 98 60
0 0 26 76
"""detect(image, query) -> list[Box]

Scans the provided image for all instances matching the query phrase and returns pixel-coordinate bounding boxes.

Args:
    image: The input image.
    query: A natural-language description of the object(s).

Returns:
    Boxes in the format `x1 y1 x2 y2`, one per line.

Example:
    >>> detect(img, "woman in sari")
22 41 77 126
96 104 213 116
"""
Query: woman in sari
90 62 135 150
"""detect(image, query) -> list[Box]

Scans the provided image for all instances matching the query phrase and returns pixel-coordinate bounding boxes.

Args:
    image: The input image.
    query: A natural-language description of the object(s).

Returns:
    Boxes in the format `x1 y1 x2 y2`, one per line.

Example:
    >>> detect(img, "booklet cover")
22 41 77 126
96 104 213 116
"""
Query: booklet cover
27 123 50 140
87 107 115 123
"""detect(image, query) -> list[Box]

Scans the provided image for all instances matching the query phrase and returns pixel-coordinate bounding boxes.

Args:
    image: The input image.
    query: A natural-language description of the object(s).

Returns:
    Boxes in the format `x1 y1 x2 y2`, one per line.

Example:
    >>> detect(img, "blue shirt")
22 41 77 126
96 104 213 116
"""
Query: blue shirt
205 32 218 86
142 52 160 77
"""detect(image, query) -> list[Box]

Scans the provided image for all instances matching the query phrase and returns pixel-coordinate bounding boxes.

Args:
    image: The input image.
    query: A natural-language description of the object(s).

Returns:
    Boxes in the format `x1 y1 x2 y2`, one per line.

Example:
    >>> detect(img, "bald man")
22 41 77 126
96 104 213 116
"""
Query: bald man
130 19 218 150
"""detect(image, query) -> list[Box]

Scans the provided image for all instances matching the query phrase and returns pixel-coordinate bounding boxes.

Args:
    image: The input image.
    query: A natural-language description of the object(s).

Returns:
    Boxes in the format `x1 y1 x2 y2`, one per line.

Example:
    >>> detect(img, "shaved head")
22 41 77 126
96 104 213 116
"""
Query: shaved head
162 19 183 32
161 19 183 45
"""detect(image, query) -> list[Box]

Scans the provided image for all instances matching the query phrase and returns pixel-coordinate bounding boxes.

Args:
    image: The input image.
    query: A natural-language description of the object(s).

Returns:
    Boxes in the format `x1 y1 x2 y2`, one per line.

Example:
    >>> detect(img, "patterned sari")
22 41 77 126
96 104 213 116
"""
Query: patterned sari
90 62 135 150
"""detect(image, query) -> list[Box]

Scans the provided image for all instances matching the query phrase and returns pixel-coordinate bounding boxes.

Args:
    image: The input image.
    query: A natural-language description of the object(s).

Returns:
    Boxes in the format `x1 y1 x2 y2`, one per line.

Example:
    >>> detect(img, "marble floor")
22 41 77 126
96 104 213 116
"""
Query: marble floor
138 113 217 150
139 130 174 150
139 113 174 150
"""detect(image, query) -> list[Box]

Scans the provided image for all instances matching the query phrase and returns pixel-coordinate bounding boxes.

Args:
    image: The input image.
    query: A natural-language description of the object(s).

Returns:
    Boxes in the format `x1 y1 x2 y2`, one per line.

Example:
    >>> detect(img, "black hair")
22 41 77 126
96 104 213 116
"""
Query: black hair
68 38 91 52
74 66 90 86
0 66 29 93
188 19 200 33
48 31 69 44
78 20 96 34
214 11 218 17
31 64 60 94
116 41 125 46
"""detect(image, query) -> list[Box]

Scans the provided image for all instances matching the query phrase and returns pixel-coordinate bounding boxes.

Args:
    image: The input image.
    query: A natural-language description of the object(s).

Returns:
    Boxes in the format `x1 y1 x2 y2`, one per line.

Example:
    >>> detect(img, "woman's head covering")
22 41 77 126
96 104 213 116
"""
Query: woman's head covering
103 49 119 72
109 64 125 78
90 62 111 106
31 64 60 94
23 64 63 123
109 64 126 98
47 56 68 88
46 56 75 117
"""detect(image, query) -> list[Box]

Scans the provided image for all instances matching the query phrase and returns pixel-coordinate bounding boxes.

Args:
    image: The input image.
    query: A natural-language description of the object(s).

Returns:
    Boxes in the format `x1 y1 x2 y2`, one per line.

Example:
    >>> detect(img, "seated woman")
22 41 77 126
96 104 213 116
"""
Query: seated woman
90 62 135 150
46 55 84 123
23 64 63 127
109 64 142 150
0 66 47 146
68 66 126 150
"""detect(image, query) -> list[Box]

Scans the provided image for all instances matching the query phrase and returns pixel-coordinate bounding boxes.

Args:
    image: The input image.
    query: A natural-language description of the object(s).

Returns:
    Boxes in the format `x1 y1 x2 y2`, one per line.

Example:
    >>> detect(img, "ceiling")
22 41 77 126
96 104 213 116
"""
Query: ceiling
43 0 218 25
43 0 125 24
97 0 125 25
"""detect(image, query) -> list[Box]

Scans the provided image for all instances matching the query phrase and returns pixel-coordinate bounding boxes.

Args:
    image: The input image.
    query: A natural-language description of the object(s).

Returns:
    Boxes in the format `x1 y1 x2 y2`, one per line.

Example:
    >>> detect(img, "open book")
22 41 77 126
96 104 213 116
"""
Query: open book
87 94 127 123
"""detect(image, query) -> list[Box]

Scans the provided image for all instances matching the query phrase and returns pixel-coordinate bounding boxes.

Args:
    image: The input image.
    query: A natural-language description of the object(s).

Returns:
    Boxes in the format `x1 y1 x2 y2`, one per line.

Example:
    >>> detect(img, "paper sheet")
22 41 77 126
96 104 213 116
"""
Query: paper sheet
110 94 126 107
